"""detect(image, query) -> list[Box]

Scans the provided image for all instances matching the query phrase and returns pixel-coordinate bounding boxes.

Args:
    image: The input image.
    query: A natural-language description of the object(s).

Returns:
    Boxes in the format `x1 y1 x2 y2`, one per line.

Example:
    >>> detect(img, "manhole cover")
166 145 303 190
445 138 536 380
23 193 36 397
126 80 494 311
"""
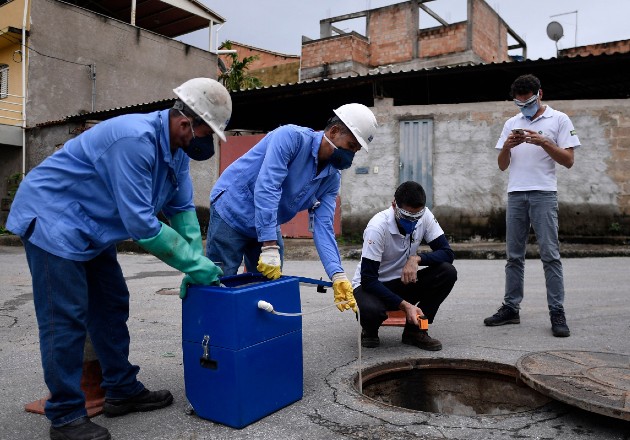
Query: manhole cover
517 350 630 421
360 358 551 416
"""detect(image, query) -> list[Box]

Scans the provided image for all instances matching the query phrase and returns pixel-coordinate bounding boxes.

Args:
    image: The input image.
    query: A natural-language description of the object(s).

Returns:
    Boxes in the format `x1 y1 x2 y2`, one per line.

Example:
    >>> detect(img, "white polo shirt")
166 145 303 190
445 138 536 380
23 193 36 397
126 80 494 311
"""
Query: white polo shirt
351 206 444 288
496 105 580 193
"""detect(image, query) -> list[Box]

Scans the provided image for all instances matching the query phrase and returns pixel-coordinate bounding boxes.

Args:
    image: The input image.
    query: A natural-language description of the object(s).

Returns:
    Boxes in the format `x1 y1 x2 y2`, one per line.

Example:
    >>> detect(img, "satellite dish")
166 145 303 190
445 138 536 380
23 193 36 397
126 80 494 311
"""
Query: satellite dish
546 21 564 42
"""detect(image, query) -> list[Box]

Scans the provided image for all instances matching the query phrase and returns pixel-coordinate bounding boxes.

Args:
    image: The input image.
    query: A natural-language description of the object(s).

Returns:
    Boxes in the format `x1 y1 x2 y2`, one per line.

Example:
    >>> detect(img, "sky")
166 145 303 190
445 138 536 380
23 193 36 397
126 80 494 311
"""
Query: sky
178 0 630 61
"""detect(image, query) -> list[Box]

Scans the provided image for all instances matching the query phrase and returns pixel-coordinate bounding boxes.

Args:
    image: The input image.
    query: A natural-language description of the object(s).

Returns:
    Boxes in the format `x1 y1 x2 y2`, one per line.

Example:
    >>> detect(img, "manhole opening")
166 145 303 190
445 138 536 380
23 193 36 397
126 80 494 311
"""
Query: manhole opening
358 359 552 416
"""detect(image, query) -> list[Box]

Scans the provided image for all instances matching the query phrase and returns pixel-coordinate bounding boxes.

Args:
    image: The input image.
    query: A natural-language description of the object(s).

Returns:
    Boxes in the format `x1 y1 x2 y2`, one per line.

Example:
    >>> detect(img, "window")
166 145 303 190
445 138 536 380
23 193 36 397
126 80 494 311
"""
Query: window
0 64 8 99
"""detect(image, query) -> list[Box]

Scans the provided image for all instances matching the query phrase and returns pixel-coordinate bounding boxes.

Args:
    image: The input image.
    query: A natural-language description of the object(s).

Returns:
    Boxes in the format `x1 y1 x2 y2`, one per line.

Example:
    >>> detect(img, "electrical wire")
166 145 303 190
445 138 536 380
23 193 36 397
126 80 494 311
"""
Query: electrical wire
0 33 92 67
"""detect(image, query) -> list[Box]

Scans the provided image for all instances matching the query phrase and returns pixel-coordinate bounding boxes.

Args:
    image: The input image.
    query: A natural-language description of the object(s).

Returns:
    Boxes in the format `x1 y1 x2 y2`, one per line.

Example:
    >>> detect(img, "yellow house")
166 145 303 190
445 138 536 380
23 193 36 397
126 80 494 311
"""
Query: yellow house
0 0 28 155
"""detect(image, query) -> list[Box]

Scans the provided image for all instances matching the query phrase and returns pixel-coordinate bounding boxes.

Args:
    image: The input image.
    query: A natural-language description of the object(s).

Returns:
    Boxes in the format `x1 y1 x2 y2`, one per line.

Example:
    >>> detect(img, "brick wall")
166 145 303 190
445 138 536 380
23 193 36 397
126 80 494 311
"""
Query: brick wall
560 39 630 58
301 33 369 69
418 22 468 58
220 42 299 70
470 0 510 63
368 2 416 65
219 42 300 85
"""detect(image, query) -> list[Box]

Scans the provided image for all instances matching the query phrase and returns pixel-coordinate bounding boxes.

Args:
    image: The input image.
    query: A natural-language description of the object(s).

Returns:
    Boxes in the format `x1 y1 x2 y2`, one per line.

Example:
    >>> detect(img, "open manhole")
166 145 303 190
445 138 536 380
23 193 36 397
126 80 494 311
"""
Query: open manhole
359 358 551 416
357 352 630 420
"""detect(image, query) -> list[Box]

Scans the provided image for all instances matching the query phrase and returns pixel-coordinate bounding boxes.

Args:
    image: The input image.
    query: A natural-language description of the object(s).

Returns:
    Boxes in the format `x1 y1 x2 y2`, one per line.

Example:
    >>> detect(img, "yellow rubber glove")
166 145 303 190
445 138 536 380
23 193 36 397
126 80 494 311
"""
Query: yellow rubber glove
332 272 357 312
257 245 282 280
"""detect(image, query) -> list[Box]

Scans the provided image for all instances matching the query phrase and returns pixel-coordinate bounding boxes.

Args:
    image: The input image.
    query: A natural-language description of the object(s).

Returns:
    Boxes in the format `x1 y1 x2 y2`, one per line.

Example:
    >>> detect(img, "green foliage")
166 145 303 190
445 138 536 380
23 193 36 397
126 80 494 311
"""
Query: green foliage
609 222 621 234
218 41 263 91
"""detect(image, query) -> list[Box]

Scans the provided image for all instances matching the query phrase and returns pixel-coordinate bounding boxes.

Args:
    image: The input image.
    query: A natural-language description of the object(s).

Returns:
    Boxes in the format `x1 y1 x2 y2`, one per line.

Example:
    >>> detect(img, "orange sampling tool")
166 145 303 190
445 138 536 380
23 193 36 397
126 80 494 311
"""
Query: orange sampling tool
417 314 429 330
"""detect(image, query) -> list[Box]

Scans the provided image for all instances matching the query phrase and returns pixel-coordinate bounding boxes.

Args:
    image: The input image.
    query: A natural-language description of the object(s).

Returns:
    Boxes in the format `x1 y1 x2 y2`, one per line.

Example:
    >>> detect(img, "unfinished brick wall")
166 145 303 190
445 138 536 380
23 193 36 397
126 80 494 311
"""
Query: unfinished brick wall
368 2 416 65
609 113 630 215
219 43 298 69
301 34 369 69
560 39 630 58
470 0 510 63
418 22 468 58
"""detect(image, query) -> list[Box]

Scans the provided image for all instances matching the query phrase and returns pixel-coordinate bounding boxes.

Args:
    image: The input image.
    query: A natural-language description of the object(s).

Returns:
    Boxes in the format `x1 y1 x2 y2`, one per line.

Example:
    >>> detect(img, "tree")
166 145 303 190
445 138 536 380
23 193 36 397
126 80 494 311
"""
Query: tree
218 41 263 91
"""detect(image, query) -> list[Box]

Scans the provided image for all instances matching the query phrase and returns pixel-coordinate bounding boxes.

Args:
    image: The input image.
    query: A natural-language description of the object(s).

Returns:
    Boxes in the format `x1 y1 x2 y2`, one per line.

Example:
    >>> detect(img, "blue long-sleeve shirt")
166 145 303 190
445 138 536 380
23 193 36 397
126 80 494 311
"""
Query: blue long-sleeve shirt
7 109 193 261
210 124 344 278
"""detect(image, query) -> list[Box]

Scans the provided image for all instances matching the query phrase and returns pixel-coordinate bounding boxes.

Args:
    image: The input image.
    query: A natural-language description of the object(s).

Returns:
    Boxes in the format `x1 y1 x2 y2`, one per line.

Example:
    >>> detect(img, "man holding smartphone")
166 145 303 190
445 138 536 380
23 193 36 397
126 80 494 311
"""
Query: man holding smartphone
484 74 581 337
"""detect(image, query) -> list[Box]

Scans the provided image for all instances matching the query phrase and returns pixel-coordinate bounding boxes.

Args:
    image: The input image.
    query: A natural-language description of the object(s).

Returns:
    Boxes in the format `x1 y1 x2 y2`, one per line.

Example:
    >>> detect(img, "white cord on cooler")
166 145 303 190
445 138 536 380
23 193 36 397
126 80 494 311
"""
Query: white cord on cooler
257 299 364 394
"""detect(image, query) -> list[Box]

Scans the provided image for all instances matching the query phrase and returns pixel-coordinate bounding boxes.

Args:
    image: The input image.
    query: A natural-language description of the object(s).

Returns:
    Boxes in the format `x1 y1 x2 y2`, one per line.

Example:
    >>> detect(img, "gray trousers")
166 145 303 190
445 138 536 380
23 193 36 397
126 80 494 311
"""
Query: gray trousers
504 190 565 313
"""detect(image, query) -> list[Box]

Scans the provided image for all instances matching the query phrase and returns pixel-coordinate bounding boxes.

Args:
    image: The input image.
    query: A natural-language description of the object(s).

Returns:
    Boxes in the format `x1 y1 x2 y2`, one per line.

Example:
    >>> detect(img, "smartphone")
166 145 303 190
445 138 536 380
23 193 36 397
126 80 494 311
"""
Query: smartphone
512 128 524 135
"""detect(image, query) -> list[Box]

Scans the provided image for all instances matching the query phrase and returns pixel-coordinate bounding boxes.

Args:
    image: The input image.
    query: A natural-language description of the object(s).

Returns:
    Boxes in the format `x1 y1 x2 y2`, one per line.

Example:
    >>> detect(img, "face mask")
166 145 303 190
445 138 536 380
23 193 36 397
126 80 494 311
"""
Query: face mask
324 134 355 170
394 205 425 235
519 101 539 120
185 134 215 161
398 218 417 235
179 110 215 161
514 91 540 121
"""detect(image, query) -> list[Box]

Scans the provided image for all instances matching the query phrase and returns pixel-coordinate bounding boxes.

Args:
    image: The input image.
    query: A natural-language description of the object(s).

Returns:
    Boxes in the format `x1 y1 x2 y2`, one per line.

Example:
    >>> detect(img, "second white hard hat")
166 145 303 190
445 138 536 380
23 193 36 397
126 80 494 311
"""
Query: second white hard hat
173 78 232 142
333 103 377 151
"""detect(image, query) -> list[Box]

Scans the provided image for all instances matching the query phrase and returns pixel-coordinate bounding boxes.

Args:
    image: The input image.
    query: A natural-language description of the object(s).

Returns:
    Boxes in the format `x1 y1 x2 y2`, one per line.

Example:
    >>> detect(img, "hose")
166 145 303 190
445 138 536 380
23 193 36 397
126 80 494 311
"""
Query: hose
257 299 364 394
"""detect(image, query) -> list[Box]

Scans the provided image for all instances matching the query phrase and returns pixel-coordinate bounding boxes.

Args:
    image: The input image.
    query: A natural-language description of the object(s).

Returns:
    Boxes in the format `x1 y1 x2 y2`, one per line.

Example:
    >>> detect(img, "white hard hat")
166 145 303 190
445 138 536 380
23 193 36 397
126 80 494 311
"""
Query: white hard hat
333 103 377 151
173 78 232 142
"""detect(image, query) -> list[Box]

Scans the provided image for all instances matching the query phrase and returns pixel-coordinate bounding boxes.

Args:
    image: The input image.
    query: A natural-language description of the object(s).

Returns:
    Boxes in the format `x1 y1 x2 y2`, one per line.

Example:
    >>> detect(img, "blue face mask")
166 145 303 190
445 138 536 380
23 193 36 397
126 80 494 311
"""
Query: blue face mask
178 109 216 161
519 101 539 120
324 134 355 170
185 134 215 161
514 91 540 121
398 218 417 235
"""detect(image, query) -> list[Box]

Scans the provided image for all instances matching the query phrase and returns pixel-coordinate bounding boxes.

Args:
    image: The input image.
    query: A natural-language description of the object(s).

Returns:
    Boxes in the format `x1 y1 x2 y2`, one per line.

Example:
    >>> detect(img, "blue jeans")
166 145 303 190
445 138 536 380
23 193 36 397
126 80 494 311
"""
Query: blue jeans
23 240 144 427
205 204 284 276
504 191 565 313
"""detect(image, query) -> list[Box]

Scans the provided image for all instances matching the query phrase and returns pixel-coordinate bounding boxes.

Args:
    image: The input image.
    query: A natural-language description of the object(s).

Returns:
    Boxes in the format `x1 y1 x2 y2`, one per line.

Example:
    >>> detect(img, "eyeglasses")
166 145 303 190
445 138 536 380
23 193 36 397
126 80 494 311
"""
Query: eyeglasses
513 91 539 109
396 206 426 221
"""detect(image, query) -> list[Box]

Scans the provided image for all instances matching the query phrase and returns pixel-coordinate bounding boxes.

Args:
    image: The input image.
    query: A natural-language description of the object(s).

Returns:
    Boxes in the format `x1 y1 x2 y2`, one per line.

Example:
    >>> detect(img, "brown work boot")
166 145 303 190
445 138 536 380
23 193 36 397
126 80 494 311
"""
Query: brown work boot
401 324 442 351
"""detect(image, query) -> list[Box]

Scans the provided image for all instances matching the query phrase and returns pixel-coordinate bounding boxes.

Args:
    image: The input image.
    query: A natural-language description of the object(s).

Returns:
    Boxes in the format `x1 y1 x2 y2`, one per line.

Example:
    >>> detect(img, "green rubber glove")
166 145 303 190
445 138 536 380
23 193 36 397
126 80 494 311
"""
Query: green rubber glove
136 222 223 298
169 210 203 256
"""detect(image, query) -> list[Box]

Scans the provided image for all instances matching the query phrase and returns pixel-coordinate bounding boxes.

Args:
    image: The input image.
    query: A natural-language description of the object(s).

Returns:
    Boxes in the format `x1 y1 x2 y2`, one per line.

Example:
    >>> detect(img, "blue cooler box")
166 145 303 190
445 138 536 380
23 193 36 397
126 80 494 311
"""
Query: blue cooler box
182 273 303 429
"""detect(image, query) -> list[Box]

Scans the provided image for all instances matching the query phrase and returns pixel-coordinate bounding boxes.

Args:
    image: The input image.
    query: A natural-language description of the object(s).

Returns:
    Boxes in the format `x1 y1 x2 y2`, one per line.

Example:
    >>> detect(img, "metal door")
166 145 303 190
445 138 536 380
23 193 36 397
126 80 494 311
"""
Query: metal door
399 120 433 208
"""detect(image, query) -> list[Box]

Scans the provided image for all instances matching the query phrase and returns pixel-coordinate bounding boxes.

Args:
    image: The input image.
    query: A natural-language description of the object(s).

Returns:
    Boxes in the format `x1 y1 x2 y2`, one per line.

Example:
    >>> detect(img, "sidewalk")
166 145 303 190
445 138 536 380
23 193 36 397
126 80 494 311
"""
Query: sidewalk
0 245 628 439
2 234 629 260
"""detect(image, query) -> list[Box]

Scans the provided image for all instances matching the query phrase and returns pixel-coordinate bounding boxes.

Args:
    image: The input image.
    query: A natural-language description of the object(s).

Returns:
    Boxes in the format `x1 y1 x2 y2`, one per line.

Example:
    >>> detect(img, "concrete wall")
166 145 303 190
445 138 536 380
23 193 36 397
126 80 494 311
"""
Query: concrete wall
18 97 630 239
341 98 630 238
26 0 218 126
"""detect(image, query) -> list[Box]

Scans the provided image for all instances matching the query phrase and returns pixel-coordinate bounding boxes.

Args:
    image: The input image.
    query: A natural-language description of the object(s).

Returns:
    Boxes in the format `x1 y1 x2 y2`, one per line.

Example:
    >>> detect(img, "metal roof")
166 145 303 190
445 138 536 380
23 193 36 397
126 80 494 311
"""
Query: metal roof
61 0 225 38
41 52 630 131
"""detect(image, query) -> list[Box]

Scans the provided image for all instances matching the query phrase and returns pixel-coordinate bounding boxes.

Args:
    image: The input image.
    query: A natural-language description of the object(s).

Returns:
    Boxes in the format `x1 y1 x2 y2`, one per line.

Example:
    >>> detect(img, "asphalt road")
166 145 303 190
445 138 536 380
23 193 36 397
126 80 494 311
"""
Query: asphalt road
1 246 628 439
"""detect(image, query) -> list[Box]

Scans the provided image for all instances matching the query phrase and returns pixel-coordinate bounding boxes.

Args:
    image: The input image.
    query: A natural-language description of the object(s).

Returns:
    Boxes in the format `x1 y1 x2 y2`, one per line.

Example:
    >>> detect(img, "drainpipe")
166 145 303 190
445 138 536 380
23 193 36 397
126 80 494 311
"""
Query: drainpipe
21 0 29 175
131 0 136 26
90 63 96 112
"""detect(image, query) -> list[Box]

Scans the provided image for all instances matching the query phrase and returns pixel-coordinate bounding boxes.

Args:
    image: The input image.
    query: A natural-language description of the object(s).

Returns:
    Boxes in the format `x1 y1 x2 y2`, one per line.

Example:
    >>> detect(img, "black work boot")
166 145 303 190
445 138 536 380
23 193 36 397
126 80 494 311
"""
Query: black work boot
361 329 380 348
550 311 571 337
484 304 520 326
103 389 173 418
401 324 442 351
50 417 111 440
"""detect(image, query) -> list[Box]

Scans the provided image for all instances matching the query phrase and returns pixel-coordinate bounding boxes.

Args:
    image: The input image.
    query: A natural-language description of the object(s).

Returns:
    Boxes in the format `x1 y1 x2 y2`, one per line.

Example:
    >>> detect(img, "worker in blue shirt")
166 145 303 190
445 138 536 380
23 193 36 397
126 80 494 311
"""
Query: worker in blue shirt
7 78 231 440
206 103 378 312
351 181 457 351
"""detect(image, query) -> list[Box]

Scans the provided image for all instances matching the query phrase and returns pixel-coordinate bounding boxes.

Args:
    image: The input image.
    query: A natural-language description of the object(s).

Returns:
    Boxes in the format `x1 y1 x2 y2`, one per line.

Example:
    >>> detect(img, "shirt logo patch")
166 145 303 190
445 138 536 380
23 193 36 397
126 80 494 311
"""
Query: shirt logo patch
367 239 375 244
570 130 577 136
